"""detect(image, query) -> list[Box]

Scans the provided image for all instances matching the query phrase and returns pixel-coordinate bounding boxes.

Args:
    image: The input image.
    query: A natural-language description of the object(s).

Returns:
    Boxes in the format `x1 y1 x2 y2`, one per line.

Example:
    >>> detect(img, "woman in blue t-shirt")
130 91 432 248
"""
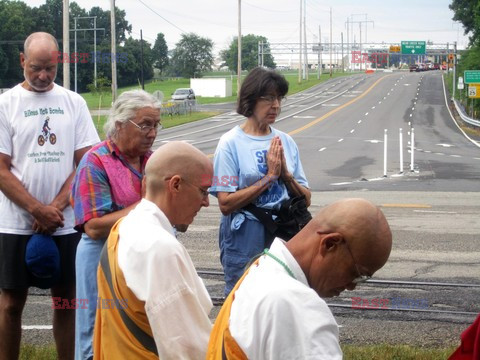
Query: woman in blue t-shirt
210 67 311 296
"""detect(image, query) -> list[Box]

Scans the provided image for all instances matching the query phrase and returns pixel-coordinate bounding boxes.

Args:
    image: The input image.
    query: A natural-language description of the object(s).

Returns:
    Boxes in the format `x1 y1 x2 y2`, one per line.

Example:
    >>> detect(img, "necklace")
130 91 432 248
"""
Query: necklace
263 249 296 280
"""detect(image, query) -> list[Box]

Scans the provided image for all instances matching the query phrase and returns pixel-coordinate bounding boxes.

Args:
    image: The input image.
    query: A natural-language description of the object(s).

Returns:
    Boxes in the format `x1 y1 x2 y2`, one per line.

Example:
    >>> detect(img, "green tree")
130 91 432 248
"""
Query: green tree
0 0 36 87
220 34 276 72
170 33 213 78
152 33 169 75
116 37 154 87
449 0 480 46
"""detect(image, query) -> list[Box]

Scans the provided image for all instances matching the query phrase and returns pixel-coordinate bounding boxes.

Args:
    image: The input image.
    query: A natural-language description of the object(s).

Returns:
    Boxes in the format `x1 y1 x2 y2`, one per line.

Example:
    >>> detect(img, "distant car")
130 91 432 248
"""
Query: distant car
433 63 440 70
172 88 195 101
441 64 447 70
409 64 418 72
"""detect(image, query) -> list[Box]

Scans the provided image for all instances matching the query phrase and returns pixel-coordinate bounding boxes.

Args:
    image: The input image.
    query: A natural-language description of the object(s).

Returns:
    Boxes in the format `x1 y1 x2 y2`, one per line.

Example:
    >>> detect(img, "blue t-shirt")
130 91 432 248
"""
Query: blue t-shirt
210 125 308 210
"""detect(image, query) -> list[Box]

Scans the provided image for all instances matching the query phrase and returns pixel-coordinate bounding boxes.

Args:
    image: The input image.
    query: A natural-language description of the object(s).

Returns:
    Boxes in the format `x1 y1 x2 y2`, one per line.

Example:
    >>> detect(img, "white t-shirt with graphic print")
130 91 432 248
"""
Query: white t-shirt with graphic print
0 83 99 235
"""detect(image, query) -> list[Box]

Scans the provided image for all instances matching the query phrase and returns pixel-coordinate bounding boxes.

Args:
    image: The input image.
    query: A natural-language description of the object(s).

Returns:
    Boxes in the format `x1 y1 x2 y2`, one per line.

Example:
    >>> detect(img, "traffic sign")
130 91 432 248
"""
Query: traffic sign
389 45 400 52
464 70 480 84
468 84 480 98
401 41 426 55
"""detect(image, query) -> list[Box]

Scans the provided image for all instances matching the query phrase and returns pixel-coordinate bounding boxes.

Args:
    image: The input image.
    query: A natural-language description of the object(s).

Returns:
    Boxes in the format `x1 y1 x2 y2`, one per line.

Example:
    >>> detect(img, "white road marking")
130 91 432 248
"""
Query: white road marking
434 153 445 155
358 120 362 124
318 147 327 152
436 143 455 147
414 210 458 214
321 104 340 107
338 138 344 142
365 139 382 143
293 115 316 118
450 155 461 158
350 129 355 133
372 106 376 109
22 325 53 330
365 112 369 116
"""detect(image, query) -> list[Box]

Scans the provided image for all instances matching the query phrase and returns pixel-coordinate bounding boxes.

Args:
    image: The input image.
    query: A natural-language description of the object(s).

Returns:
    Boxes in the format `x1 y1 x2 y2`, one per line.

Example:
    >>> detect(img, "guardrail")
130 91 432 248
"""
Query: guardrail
453 99 480 128
162 100 197 116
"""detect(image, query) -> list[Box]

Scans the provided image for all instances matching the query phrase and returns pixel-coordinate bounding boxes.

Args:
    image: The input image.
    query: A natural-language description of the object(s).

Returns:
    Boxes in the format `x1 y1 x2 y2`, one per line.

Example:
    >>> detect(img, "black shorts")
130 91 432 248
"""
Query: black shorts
0 232 81 290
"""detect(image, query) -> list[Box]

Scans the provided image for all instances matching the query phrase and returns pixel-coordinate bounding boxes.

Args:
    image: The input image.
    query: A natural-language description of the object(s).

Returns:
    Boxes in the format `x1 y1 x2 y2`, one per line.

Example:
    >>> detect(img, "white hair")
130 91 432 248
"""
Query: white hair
104 90 162 138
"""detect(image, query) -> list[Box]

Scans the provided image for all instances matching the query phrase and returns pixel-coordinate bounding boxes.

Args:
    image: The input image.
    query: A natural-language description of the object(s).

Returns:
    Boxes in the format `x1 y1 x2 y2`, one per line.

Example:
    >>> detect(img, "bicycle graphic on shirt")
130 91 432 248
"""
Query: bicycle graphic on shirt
38 116 56 146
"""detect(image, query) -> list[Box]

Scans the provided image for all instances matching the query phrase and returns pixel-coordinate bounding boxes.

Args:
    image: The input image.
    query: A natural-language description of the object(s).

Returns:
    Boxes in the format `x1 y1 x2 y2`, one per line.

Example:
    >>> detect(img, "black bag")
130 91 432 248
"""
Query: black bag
244 195 312 246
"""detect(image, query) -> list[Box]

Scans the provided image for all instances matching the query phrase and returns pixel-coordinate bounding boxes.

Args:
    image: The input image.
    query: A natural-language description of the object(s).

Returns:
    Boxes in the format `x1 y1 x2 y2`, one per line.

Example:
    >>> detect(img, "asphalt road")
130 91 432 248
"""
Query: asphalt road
22 71 480 350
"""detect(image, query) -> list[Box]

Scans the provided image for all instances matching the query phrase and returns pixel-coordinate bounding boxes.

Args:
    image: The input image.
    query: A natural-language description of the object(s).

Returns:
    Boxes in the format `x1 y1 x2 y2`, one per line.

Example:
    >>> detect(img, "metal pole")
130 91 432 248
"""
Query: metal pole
74 16 77 92
140 29 144 89
319 26 322 77
63 0 70 89
93 16 97 88
399 128 403 173
237 0 242 94
317 26 320 79
383 129 388 177
346 18 349 71
111 0 117 102
258 41 260 66
261 42 264 67
303 0 308 80
298 0 302 83
452 41 457 100
410 128 415 172
359 23 362 72
329 7 332 77
341 32 344 72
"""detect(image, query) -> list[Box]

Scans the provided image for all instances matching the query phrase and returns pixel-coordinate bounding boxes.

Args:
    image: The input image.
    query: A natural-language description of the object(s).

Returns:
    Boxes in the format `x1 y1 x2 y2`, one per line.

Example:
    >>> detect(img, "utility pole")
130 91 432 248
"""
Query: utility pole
71 16 104 93
140 29 144 89
317 25 322 79
341 32 344 72
111 0 117 102
349 17 374 72
452 41 457 100
298 0 302 83
329 7 332 77
63 0 69 89
303 0 308 80
237 0 242 95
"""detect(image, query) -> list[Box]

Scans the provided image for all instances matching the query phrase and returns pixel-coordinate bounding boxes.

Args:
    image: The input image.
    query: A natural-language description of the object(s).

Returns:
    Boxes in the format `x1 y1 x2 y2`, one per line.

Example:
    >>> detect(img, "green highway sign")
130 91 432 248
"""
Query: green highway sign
464 70 480 84
401 41 426 55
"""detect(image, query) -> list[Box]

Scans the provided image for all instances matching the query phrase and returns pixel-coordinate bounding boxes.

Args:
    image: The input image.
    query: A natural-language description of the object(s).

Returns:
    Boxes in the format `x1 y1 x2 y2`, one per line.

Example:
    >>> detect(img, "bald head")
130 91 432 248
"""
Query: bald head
287 198 392 297
145 141 212 195
21 32 59 92
24 32 59 59
310 198 392 268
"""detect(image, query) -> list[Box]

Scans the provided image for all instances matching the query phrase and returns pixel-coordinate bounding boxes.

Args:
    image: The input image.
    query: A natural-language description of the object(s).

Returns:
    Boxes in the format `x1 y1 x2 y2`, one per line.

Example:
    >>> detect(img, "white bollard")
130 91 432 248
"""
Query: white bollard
410 127 415 172
399 128 404 173
384 129 388 177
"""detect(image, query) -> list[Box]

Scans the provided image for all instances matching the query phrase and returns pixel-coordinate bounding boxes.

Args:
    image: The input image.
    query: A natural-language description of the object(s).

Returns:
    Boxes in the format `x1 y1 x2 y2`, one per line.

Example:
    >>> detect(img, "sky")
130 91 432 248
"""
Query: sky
26 0 469 55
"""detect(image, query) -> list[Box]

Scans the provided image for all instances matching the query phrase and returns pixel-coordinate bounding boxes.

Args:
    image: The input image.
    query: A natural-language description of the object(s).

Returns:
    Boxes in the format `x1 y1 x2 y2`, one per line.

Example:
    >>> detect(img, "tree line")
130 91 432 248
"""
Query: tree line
0 0 276 92
449 0 480 116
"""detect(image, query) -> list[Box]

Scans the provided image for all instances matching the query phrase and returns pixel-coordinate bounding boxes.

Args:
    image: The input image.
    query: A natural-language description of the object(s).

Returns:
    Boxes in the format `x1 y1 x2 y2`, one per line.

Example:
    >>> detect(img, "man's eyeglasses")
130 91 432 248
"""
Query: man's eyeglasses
344 240 371 284
259 95 286 105
181 178 209 199
129 119 162 133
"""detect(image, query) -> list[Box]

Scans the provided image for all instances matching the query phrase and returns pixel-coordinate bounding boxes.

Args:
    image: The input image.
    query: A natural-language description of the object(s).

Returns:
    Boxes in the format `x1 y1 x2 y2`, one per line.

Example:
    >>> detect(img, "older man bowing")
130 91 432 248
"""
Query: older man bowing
207 198 392 360
93 141 213 360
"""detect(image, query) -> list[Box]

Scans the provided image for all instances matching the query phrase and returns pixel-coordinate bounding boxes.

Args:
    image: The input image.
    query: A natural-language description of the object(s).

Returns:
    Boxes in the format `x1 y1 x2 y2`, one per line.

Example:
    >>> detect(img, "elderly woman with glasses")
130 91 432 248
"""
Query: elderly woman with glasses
210 67 311 296
70 89 161 360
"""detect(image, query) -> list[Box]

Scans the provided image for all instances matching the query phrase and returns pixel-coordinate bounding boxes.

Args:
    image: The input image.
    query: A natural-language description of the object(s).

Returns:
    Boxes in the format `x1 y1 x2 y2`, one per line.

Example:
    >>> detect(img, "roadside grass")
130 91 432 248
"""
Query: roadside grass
19 343 456 359
342 344 456 359
81 70 360 110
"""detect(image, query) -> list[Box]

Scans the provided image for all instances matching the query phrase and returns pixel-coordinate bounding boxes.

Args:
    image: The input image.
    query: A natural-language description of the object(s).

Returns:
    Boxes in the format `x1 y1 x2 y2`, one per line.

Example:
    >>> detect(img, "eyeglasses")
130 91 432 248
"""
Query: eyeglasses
181 178 209 199
259 95 286 105
129 119 162 133
343 240 371 284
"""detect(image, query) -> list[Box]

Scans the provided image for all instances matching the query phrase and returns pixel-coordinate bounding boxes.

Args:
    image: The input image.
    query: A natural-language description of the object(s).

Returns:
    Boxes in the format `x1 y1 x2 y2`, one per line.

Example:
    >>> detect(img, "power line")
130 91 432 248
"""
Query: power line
135 0 187 34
